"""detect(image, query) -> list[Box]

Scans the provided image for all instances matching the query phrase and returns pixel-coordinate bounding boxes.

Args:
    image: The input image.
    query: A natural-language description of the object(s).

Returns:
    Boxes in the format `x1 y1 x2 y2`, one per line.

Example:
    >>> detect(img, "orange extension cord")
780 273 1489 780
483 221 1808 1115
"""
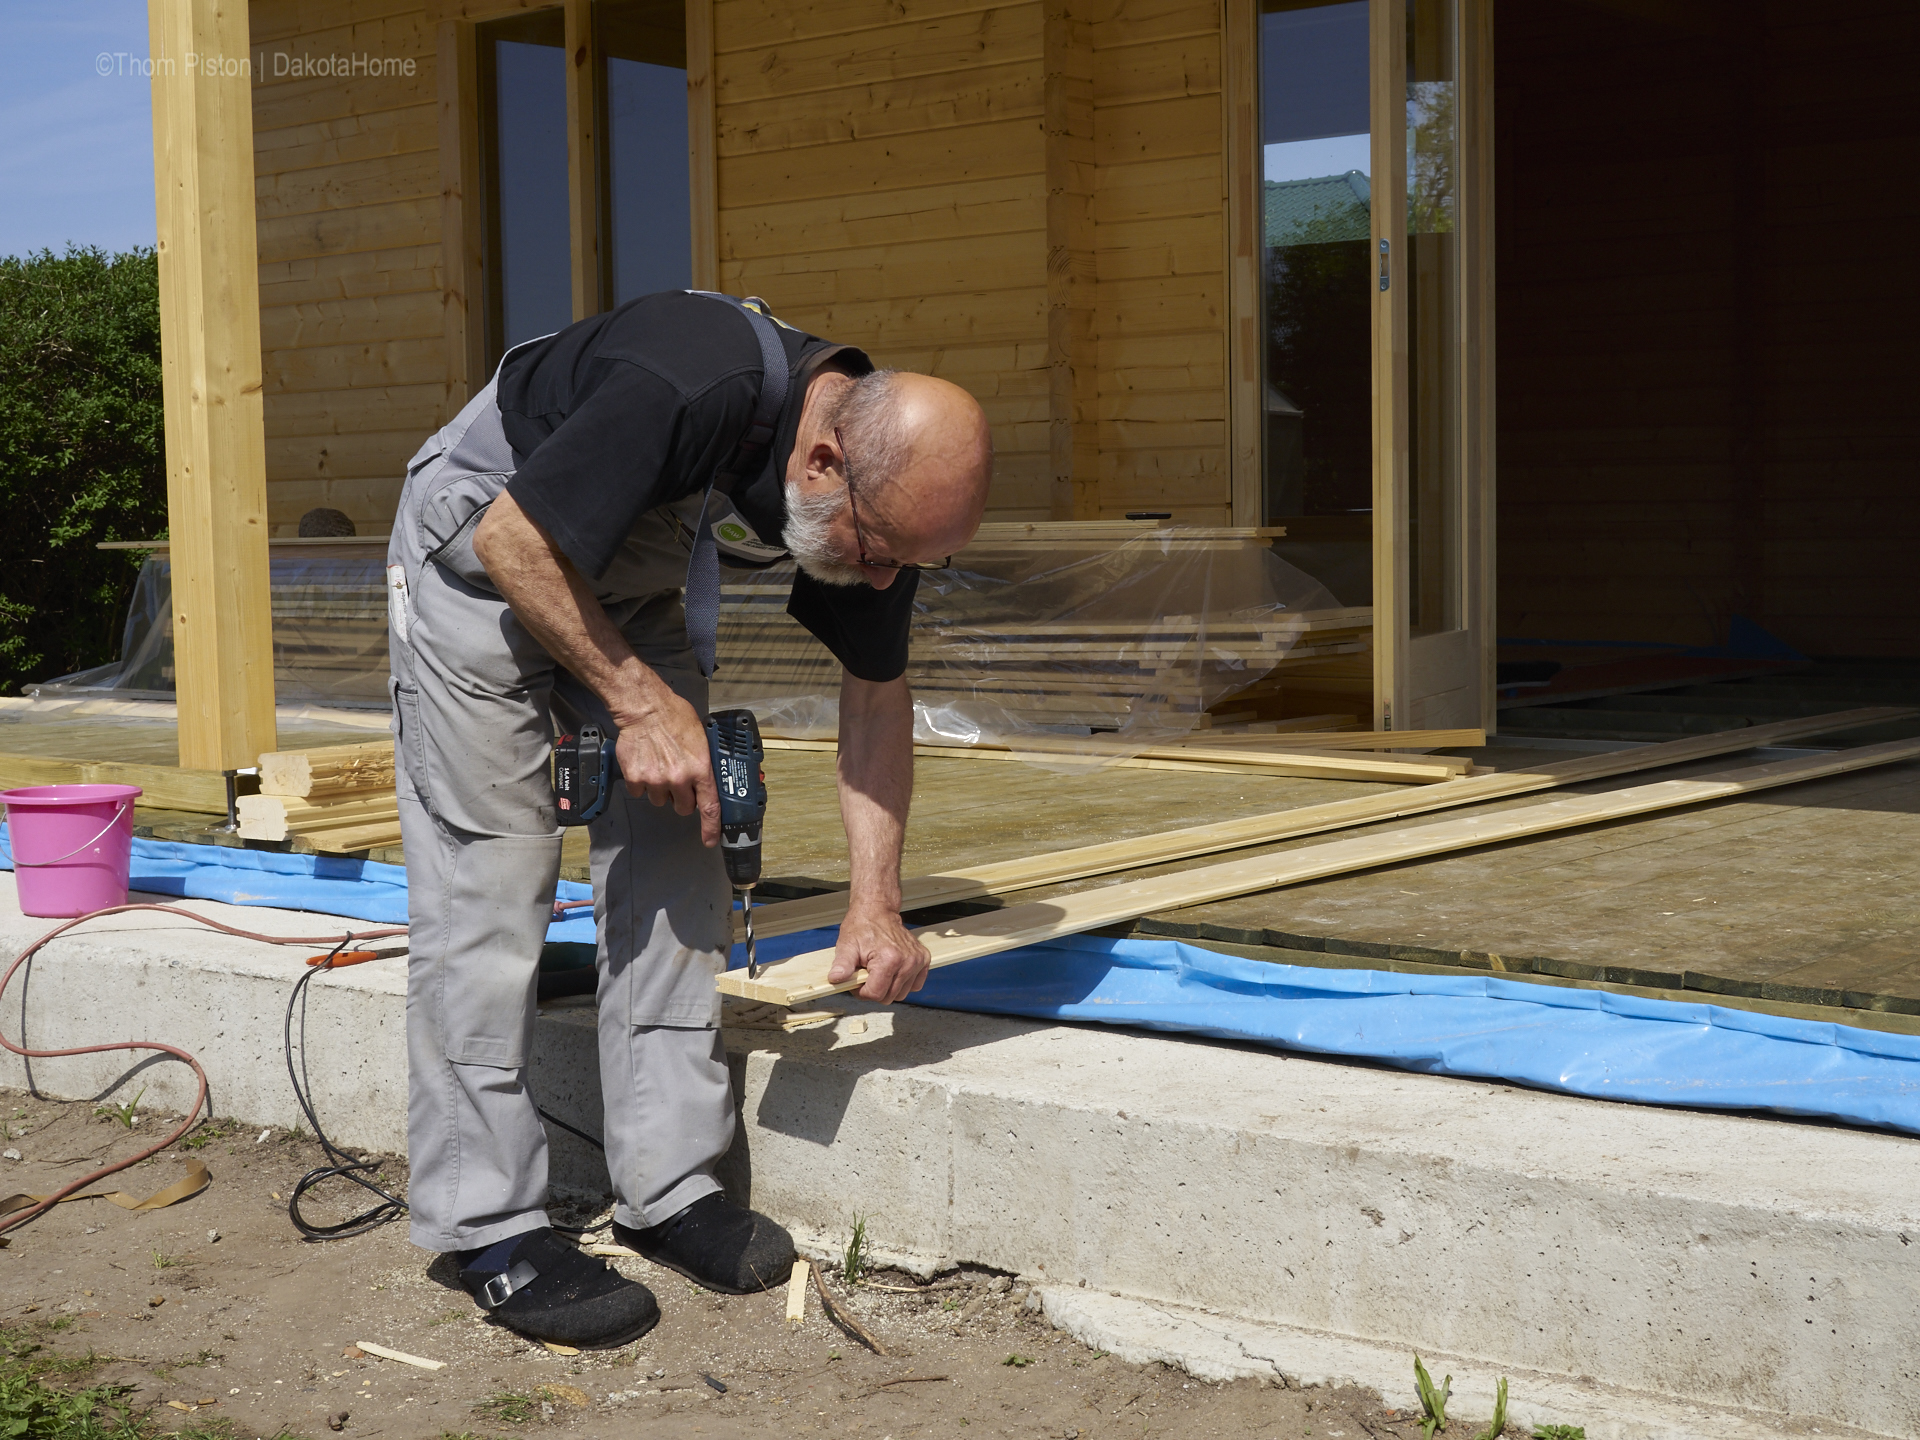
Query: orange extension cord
0 904 406 1237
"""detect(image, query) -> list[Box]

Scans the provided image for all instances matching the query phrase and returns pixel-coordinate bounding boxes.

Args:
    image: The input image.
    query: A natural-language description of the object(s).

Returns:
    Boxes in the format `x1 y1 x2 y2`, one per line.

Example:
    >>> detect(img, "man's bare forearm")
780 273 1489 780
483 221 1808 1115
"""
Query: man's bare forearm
836 672 914 915
472 490 719 837
472 491 670 723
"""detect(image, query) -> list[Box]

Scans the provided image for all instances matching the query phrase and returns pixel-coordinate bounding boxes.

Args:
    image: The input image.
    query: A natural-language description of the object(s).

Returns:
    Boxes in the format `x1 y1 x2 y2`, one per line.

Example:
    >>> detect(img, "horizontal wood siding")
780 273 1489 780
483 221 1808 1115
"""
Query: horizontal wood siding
1088 0 1228 522
251 0 449 535
243 0 1242 531
714 0 1050 517
1497 0 1920 657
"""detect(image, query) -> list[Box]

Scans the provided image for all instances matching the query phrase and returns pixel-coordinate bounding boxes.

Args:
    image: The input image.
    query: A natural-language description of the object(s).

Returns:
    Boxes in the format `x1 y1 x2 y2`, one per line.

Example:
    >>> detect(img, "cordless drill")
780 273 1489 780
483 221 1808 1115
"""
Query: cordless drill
704 708 768 978
551 710 769 976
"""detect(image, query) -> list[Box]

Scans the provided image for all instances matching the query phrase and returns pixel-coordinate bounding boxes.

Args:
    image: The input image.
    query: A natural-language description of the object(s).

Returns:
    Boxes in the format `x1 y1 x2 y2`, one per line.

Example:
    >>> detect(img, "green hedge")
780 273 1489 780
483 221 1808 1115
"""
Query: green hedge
0 246 167 696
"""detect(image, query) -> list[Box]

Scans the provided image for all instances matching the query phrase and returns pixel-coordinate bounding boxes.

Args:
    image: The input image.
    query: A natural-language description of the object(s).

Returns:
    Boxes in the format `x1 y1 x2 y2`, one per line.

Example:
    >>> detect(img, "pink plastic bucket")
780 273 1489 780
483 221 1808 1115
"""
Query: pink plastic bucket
2 784 142 918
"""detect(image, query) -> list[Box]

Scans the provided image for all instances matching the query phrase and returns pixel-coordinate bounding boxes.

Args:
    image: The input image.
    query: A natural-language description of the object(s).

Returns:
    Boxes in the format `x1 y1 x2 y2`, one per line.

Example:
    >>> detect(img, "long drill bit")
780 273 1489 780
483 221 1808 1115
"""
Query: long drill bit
744 889 759 979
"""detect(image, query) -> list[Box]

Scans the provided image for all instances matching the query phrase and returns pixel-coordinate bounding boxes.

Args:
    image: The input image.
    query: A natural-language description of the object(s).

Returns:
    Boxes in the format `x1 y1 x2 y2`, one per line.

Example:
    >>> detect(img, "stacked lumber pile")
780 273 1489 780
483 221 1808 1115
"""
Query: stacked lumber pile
266 550 392 707
715 586 1373 731
711 525 1369 731
237 740 401 852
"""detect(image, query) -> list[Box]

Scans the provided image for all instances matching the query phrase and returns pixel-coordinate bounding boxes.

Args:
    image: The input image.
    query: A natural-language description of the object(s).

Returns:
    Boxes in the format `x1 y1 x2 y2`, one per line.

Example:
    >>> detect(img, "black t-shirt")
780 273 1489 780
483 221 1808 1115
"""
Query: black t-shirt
495 290 918 683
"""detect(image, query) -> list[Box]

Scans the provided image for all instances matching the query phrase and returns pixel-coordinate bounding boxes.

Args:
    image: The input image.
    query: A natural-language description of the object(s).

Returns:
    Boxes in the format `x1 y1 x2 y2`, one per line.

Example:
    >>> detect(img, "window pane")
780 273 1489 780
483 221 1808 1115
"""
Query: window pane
1259 0 1373 566
597 0 690 306
1406 0 1459 635
479 10 570 365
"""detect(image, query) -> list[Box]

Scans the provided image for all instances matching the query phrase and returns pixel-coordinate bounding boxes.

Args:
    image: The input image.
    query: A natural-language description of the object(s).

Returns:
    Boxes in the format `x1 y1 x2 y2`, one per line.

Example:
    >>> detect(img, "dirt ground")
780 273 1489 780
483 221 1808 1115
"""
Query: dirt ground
0 1088 1507 1440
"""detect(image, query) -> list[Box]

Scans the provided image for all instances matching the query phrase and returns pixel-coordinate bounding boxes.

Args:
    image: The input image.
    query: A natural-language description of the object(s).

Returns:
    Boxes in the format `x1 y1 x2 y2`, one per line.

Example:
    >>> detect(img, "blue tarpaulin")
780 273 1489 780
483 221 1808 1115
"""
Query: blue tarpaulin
6 827 1919 1135
0 826 597 944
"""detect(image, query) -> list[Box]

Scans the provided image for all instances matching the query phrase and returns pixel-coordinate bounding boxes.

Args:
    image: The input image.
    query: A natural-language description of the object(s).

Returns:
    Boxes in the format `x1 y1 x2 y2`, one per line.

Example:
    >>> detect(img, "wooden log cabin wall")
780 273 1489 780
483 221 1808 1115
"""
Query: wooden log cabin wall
251 0 448 537
246 0 1236 534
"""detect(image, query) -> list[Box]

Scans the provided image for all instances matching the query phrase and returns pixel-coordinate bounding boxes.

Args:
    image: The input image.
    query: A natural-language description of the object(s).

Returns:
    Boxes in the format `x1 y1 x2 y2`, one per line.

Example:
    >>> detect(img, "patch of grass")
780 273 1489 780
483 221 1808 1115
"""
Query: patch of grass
45 1318 77 1334
1002 1354 1033 1368
2 1328 113 1381
93 1088 145 1132
1532 1428 1585 1440
150 1251 180 1271
471 1391 542 1426
842 1214 868 1288
179 1121 237 1153
426 1310 467 1328
1413 1354 1451 1440
0 1353 145 1440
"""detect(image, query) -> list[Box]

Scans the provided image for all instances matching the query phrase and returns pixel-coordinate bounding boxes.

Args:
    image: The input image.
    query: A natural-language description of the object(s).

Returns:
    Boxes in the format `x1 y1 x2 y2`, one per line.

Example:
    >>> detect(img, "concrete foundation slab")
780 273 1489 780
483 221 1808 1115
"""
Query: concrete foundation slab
5 878 1917 1436
1034 1287 1884 1440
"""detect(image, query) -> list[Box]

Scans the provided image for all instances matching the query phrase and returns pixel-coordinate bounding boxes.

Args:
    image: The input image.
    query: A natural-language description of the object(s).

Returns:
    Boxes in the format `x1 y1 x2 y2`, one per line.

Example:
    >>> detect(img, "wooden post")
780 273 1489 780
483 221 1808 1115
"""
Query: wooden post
1222 0 1262 527
686 0 719 291
1044 0 1096 519
563 0 602 319
147 0 277 770
439 19 487 407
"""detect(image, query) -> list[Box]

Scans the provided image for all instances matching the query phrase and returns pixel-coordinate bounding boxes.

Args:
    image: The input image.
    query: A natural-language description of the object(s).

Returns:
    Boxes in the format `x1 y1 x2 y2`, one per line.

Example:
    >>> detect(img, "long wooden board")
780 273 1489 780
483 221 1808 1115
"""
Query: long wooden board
736 707 1914 945
1166 728 1485 751
0 752 231 813
762 735 1467 782
721 735 1920 1005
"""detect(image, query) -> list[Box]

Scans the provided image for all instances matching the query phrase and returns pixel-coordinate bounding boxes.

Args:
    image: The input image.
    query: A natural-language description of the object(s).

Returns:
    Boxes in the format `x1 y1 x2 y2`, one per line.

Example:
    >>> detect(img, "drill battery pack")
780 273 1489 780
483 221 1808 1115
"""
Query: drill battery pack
553 725 615 826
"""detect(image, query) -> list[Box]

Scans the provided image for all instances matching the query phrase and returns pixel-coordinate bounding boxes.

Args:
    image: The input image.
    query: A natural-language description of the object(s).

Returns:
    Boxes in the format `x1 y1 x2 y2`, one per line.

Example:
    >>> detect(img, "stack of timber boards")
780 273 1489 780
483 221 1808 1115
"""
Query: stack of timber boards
717 589 1373 729
712 528 1371 730
721 707 1916 998
0 703 384 815
237 740 400 852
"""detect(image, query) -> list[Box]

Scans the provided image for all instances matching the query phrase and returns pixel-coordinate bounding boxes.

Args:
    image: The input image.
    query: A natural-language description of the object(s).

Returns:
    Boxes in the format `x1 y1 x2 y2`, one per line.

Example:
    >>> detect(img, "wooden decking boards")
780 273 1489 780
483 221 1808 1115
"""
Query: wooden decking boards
719 736 1920 1006
738 707 1912 944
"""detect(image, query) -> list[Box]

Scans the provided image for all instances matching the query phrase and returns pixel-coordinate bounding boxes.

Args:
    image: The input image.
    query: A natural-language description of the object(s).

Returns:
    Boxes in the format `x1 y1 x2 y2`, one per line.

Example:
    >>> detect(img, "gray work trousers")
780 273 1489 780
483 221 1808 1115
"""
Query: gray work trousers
388 375 734 1254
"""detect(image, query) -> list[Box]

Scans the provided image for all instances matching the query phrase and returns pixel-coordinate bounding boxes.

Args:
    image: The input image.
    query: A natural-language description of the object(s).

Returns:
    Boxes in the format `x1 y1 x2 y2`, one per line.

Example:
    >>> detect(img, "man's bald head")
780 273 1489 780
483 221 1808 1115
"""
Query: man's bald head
783 368 992 587
836 370 991 539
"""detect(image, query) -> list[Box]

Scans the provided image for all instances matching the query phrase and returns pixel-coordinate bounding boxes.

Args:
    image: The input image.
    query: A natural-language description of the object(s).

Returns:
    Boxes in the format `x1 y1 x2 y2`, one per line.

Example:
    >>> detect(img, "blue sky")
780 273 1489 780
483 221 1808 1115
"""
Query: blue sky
0 3 158 259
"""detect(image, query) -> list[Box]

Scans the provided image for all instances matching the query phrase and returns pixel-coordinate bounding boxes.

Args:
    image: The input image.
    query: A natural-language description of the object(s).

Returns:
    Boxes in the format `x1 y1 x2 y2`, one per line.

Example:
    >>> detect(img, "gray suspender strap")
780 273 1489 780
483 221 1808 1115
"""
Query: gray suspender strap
683 292 791 678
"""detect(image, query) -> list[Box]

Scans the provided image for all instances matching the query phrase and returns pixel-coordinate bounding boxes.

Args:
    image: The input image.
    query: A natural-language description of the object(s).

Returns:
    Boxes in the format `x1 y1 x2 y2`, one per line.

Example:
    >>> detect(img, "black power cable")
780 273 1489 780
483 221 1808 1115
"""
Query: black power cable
283 938 613 1240
533 1105 614 1237
284 940 410 1240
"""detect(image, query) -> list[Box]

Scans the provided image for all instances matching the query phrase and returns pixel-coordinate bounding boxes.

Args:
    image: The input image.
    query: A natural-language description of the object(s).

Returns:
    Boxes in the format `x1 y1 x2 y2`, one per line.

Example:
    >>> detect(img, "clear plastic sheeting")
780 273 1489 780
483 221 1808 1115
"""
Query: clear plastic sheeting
713 527 1352 752
41 530 1359 752
34 547 392 709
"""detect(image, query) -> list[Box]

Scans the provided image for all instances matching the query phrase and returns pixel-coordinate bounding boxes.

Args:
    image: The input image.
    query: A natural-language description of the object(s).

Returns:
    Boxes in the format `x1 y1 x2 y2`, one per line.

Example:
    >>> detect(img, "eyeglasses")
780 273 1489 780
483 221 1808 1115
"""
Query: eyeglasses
836 427 950 571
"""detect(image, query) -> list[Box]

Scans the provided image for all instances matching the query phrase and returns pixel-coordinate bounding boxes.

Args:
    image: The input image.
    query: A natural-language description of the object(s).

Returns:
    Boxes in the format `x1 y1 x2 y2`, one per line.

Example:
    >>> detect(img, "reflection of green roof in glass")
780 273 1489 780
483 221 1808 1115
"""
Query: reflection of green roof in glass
1263 171 1371 247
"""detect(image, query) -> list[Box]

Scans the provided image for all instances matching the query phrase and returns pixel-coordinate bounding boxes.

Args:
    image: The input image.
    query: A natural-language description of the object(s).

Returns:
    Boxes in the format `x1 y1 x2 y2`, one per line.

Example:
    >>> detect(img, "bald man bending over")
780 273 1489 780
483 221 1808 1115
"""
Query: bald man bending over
385 292 991 1349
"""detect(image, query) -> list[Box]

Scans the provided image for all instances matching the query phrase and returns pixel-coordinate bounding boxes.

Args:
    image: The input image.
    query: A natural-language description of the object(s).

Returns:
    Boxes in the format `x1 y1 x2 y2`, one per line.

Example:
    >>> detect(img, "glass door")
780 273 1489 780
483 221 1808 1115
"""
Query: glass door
1240 0 1491 729
1369 0 1493 730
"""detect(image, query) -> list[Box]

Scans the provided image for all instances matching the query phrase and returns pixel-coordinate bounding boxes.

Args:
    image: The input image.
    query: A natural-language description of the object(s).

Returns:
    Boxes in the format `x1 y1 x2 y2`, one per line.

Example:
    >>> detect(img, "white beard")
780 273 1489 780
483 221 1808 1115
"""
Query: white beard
782 483 866 587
